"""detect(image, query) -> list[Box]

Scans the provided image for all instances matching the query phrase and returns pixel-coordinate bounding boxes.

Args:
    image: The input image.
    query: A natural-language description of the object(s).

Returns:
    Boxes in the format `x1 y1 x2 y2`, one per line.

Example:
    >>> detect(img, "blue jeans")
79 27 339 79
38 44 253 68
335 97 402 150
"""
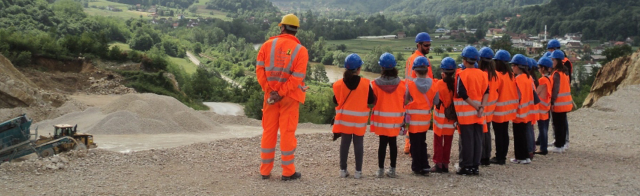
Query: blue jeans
526 123 535 153
537 119 550 152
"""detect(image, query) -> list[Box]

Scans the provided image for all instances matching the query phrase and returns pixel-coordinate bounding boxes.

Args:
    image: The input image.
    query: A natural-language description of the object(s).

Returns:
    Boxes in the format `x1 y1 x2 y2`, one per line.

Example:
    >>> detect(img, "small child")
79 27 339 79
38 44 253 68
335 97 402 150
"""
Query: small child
431 57 457 173
508 54 539 164
548 50 573 153
534 57 553 155
477 47 498 166
370 53 406 178
405 56 437 176
332 53 376 179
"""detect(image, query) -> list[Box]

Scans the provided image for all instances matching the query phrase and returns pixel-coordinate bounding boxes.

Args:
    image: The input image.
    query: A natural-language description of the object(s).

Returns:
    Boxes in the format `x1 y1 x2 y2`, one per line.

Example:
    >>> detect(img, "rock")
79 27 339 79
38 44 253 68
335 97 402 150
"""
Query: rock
584 49 640 107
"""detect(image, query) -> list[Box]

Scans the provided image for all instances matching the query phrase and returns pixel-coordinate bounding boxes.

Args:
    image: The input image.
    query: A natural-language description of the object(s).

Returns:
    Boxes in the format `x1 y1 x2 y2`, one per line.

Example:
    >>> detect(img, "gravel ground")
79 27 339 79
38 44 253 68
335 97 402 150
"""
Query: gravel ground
2 86 640 195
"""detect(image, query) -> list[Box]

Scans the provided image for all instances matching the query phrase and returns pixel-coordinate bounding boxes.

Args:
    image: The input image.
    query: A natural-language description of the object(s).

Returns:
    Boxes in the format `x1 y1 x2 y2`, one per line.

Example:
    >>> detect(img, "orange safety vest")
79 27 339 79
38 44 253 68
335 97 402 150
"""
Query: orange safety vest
332 78 371 136
514 74 534 124
405 79 436 133
256 34 309 103
492 72 518 123
370 80 406 137
551 71 573 112
433 80 456 136
405 50 434 81
453 68 489 125
484 73 499 122
530 77 539 123
537 75 552 120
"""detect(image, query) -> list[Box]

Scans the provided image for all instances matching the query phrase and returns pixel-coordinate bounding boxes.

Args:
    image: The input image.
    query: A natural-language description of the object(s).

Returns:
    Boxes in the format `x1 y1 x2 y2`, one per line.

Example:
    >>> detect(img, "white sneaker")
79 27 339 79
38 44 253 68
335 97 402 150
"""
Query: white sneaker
548 140 555 146
354 171 362 179
548 146 564 153
510 158 530 164
339 170 349 178
376 168 384 178
386 167 397 178
563 142 569 150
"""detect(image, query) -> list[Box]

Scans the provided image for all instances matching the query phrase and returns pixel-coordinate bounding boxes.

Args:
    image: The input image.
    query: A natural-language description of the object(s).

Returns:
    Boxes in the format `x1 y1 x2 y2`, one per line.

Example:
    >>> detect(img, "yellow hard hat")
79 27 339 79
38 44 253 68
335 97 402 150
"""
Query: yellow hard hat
278 14 300 27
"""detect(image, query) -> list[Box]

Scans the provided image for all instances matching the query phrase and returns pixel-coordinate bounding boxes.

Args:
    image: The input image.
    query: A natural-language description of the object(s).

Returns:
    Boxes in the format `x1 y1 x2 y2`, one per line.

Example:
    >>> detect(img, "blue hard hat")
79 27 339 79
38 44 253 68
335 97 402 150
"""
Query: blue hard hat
475 62 479 68
440 57 457 70
493 49 511 62
344 53 364 70
529 58 538 70
458 63 465 70
547 39 561 49
461 46 479 62
378 52 396 69
538 57 553 68
543 51 552 57
509 54 528 66
415 32 431 43
551 50 565 60
479 47 494 59
412 56 430 70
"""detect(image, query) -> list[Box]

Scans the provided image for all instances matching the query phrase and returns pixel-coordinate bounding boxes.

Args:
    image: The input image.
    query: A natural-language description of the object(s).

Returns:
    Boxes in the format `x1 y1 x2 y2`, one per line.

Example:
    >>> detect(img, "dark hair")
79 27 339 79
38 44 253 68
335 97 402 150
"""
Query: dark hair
283 25 297 35
443 71 455 92
381 68 398 78
518 65 530 79
343 69 357 81
553 58 567 74
415 69 428 76
479 58 498 81
529 68 540 87
494 59 514 79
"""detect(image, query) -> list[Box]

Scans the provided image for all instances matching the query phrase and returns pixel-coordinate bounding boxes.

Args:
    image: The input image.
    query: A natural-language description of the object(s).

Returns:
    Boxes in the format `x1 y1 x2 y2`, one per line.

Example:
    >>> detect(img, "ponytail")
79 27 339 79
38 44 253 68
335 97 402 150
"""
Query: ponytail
443 71 455 92
343 69 357 81
495 60 514 79
480 58 498 81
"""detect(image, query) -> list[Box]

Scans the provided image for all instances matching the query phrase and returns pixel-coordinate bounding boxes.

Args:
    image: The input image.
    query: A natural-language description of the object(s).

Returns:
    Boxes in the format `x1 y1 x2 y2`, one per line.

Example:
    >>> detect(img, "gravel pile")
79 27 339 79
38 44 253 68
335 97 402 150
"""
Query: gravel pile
2 86 639 195
87 76 136 95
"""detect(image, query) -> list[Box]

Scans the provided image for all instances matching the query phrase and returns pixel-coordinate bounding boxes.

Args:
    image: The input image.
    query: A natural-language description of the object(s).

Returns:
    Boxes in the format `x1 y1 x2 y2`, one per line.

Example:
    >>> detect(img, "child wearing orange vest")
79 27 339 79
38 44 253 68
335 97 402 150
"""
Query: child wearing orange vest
371 53 406 178
534 57 553 155
548 50 573 153
508 54 540 164
405 56 438 176
332 54 376 179
431 57 458 173
454 47 489 176
478 47 499 166
490 50 517 165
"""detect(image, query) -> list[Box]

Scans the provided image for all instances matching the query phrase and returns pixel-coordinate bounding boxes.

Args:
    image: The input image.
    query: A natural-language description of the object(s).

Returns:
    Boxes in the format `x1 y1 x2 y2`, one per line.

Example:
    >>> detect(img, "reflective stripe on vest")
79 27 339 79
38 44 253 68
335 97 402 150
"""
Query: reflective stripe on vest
434 120 456 129
406 109 431 115
372 111 404 117
552 71 573 112
409 120 431 126
336 109 370 117
334 120 367 128
496 99 519 106
371 122 403 128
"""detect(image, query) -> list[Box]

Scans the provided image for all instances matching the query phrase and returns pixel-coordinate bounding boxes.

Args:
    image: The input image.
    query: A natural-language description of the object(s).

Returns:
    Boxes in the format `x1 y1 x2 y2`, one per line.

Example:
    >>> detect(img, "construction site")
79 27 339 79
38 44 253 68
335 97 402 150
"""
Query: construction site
1 51 640 195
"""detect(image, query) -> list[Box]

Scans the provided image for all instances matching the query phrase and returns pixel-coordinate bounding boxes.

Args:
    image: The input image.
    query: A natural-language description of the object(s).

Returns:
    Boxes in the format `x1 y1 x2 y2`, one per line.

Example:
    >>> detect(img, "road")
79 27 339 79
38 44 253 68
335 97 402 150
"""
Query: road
185 51 242 88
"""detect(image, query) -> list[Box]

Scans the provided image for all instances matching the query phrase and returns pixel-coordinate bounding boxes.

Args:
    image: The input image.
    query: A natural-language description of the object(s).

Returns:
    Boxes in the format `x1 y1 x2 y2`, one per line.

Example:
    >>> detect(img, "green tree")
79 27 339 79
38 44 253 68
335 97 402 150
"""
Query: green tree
312 64 329 83
446 47 453 52
321 52 334 65
601 44 633 65
433 47 444 55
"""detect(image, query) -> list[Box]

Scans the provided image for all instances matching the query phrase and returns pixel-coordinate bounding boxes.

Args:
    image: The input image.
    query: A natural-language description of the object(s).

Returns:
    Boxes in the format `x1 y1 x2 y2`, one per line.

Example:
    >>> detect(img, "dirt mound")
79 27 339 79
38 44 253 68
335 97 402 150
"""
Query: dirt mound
37 93 224 135
0 54 61 108
584 49 640 107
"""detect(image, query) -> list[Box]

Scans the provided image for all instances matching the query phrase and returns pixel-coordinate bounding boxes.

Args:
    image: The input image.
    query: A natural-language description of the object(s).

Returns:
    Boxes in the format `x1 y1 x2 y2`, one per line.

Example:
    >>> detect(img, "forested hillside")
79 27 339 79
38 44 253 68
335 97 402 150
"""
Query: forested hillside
270 0 395 13
205 0 279 13
507 0 640 40
106 0 196 9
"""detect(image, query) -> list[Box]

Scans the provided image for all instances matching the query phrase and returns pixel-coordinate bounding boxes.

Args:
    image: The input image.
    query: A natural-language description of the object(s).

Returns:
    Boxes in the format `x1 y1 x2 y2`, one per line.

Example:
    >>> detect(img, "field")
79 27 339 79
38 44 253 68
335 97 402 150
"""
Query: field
327 38 468 68
84 0 230 21
169 56 197 75
109 42 132 51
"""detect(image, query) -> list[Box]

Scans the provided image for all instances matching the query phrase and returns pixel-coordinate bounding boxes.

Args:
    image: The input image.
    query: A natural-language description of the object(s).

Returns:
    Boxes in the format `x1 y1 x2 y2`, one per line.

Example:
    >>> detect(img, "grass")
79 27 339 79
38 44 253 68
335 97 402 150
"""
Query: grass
109 42 132 51
169 56 197 75
326 38 468 68
84 0 230 21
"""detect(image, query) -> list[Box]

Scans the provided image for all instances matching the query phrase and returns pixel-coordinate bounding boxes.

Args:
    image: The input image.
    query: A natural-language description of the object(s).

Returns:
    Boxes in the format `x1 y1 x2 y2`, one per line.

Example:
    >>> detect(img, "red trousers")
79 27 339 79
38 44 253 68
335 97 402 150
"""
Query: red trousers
433 134 453 164
260 96 299 176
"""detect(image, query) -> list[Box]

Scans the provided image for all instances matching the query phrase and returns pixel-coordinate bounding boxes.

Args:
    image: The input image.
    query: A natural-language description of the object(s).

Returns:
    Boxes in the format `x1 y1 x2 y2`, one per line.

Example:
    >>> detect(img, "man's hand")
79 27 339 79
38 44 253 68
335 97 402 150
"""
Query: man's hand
267 91 283 104
476 106 484 118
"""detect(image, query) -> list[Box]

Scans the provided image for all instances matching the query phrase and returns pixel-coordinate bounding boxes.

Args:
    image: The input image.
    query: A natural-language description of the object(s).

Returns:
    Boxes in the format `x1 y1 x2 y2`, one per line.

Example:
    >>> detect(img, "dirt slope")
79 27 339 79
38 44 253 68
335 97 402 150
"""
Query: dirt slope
584 49 640 107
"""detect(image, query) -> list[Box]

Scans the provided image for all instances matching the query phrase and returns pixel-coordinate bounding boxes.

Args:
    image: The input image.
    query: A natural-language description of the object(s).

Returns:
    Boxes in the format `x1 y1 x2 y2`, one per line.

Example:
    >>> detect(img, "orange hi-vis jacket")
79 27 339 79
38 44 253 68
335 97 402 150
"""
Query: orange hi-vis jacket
537 75 552 120
529 76 539 123
405 50 434 81
256 34 309 103
514 74 535 123
433 80 456 136
492 72 518 123
454 68 489 125
551 71 573 112
370 80 406 137
405 79 437 133
332 78 371 136
484 73 500 122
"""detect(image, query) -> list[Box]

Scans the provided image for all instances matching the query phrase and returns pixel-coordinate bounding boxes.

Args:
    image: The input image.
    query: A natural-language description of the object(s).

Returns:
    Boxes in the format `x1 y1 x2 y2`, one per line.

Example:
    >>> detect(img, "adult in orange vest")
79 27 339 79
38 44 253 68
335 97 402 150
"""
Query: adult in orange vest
371 53 406 178
405 56 438 176
332 53 376 179
477 47 498 166
256 14 307 181
489 50 517 165
453 46 489 176
508 54 540 164
548 50 573 153
431 57 457 173
403 32 434 155
534 57 553 155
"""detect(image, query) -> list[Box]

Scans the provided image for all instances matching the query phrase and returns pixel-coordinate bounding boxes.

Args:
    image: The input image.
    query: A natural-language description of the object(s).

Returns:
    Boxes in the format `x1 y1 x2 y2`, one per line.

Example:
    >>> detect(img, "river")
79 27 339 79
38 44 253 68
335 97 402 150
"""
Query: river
323 65 380 83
